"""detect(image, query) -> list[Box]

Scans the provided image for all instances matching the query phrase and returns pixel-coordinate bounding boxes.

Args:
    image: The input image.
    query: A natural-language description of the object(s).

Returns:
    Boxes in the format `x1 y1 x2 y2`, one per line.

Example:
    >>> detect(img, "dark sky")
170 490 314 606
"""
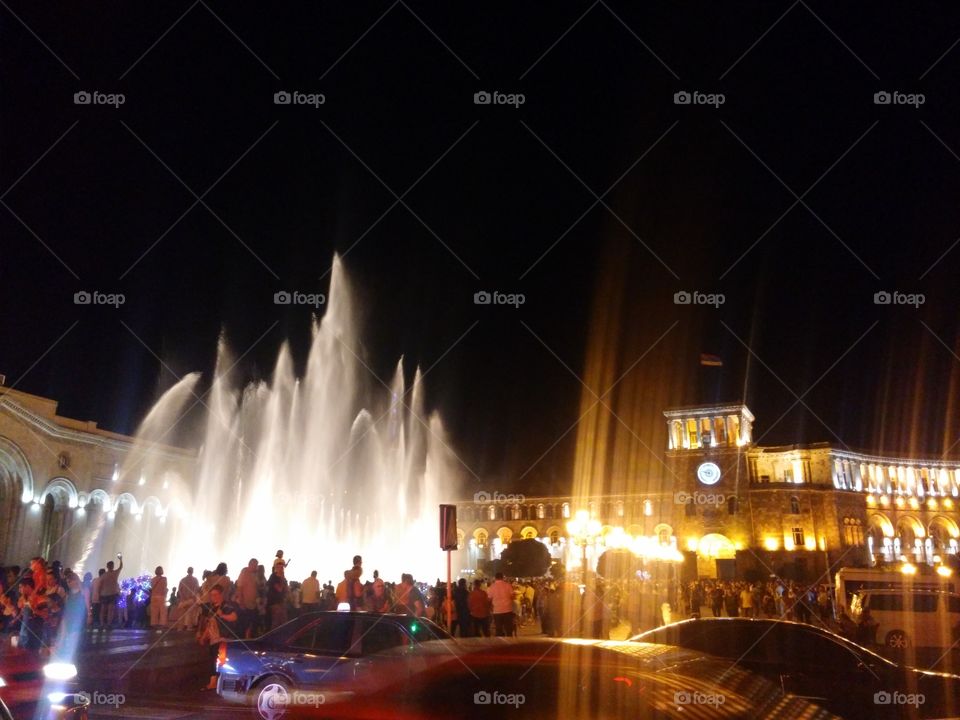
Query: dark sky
4 2 960 496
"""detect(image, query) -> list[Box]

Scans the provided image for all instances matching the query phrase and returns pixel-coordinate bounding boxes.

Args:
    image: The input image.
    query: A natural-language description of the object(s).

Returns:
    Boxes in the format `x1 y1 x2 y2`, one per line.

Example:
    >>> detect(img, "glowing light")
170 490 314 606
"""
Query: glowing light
686 537 699 552
138 475 145 486
111 465 119 483
818 536 826 551
763 536 779 551
337 602 351 612
43 662 77 680
928 499 938 511
901 562 917 575
895 496 906 508
879 495 890 506
908 497 919 510
945 499 954 510
108 510 116 520
783 536 795 551
805 537 817 551
936 565 953 578
866 495 876 506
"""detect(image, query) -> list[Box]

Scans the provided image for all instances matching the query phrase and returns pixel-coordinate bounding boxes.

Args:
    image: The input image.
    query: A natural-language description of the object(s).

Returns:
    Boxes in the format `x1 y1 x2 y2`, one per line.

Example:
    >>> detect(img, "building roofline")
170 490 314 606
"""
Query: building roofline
663 402 754 422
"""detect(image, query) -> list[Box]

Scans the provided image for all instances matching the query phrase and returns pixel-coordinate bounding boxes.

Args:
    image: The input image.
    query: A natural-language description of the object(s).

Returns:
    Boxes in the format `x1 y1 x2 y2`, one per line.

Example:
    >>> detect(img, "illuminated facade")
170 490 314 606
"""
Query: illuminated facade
0 384 195 572
456 402 960 581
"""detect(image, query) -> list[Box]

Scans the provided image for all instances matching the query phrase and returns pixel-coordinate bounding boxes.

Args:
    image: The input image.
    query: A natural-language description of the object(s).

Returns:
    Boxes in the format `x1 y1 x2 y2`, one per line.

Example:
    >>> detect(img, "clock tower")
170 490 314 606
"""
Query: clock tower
664 403 754 577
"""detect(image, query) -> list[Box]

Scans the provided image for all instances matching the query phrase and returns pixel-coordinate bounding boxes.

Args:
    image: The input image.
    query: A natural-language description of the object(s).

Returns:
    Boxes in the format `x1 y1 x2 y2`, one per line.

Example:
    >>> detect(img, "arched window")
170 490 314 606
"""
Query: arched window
643 499 653 517
789 496 800 514
487 505 496 521
537 503 545 519
842 517 864 547
562 502 570 519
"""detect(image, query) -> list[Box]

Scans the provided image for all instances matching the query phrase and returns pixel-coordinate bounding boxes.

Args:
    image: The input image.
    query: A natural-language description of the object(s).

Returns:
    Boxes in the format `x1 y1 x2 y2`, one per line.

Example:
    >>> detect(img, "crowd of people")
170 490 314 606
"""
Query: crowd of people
4 550 883 662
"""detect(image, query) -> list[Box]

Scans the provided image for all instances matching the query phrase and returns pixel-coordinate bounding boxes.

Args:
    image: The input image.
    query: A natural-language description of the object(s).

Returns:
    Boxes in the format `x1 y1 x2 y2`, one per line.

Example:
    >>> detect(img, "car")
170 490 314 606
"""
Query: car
850 589 960 649
296 638 843 719
632 617 960 719
215 611 458 717
0 649 87 719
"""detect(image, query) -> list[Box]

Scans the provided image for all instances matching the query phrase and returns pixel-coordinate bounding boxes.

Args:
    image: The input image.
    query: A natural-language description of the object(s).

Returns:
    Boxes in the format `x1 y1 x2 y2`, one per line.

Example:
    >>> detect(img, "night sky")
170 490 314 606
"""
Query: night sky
4 2 960 496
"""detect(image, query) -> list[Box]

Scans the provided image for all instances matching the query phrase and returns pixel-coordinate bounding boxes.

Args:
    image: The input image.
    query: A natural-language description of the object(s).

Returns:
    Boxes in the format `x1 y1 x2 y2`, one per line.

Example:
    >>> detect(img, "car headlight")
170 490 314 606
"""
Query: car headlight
43 662 77 681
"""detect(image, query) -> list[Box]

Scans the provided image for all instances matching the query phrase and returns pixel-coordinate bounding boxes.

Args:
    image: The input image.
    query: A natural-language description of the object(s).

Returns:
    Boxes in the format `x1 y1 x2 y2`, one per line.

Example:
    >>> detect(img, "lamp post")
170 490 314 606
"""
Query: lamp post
566 510 602 582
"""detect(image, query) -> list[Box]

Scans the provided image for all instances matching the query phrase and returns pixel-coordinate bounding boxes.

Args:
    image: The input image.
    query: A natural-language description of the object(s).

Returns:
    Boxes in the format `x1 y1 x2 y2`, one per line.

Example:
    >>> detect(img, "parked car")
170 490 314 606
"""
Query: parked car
308 638 842 719
215 611 457 717
632 617 960 719
850 589 960 649
0 649 87 719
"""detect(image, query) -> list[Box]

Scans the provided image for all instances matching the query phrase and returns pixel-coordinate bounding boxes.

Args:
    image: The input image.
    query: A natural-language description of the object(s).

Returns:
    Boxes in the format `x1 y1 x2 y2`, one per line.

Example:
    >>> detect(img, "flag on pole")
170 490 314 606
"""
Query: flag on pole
700 353 722 367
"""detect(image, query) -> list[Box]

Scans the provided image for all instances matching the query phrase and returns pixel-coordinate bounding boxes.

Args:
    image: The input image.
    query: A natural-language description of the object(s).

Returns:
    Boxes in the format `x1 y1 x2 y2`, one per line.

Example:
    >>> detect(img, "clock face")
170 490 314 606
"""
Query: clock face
697 462 721 485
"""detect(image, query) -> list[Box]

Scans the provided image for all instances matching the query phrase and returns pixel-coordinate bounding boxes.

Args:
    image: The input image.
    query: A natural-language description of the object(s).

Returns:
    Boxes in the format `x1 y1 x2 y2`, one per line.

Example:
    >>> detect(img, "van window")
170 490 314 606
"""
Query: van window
948 596 960 614
911 595 938 612
868 594 903 612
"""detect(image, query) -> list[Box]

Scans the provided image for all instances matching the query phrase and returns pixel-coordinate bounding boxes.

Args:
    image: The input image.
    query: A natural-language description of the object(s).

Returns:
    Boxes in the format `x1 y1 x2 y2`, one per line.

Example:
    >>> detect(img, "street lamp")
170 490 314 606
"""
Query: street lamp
566 510 602 584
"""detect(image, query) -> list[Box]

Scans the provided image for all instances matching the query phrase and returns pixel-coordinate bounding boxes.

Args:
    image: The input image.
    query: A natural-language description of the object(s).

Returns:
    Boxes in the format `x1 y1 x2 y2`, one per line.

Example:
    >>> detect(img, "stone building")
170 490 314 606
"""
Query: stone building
454 402 960 581
0 383 195 574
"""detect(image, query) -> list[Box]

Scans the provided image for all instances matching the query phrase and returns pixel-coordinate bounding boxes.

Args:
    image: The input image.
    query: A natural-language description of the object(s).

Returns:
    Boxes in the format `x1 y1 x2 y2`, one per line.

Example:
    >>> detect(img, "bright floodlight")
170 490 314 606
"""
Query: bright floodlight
43 662 77 680
336 602 351 612
900 562 917 575
936 565 953 577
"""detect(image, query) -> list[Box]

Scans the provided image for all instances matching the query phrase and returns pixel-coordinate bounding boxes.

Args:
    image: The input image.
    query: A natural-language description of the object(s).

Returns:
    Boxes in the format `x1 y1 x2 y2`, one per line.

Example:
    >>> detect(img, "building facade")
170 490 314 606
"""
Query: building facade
0 383 196 573
455 402 960 581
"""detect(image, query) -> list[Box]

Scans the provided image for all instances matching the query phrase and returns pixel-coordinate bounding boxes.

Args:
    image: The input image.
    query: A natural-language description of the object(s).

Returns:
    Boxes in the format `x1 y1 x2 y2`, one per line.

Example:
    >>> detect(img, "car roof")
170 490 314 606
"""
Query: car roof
854 589 960 597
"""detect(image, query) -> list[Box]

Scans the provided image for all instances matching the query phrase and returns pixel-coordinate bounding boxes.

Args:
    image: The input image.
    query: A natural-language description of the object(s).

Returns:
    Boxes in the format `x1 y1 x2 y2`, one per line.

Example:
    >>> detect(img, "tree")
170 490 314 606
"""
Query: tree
500 538 551 578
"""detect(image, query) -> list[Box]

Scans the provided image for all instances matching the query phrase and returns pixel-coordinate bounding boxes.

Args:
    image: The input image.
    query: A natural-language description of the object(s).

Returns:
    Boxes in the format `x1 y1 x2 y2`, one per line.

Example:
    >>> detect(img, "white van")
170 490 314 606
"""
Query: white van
850 589 960 649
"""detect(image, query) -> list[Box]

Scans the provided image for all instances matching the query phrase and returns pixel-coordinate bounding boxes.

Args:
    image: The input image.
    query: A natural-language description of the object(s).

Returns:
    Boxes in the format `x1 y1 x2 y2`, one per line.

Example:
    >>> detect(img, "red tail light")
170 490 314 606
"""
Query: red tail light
216 642 228 668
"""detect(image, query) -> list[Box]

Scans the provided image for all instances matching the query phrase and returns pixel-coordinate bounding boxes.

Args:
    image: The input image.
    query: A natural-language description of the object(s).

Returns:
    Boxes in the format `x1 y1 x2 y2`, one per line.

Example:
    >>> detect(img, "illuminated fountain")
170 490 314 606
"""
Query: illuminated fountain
129 256 459 582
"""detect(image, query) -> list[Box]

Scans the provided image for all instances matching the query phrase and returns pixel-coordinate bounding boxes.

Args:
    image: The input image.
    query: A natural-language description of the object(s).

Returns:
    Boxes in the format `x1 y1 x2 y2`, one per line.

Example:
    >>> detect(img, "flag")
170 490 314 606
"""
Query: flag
700 353 722 367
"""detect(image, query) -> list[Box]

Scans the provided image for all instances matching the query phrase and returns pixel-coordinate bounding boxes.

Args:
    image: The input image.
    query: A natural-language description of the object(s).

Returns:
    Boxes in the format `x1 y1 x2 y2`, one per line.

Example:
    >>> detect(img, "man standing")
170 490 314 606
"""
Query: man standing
487 573 514 637
90 569 104 628
234 558 260 638
266 566 288 630
468 579 491 637
301 571 321 613
149 567 168 629
99 554 123 628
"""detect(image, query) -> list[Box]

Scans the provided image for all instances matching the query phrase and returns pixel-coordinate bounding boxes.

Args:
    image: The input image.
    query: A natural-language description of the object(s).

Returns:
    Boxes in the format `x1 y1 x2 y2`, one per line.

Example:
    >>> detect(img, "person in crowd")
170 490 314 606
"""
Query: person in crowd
301 571 320 613
710 583 724 617
81 571 93 626
149 567 168 629
368 577 391 612
99 554 123 628
266 565 289 630
61 572 86 650
234 558 260 638
272 550 288 576
256 564 268 634
487 572 514 637
394 574 424 616
468 579 491 637
451 578 471 637
288 581 301 618
172 567 201 630
197 585 238 691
